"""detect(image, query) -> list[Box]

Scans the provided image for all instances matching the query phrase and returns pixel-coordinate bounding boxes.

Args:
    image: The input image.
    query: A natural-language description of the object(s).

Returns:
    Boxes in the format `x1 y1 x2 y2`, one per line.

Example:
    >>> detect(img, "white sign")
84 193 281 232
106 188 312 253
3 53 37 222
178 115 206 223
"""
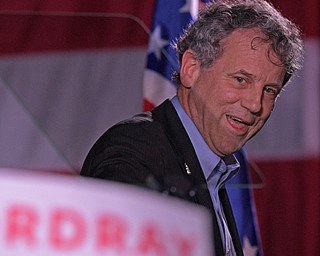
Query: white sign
0 168 213 255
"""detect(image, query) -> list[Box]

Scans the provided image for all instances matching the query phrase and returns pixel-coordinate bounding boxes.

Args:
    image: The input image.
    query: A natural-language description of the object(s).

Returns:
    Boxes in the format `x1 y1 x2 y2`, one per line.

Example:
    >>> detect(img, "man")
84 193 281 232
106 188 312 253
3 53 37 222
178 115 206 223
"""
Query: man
81 0 303 255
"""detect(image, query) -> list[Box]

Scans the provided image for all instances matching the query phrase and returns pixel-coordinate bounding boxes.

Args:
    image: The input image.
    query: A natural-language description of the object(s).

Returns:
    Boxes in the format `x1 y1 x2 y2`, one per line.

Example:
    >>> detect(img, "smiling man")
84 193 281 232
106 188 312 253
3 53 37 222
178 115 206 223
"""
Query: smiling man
177 28 286 157
81 1 303 255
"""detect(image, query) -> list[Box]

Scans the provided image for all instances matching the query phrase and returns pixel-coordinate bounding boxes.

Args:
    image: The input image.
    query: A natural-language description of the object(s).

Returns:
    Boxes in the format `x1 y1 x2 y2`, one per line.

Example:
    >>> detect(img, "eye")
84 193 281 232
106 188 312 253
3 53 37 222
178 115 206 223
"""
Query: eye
264 86 278 96
235 76 246 84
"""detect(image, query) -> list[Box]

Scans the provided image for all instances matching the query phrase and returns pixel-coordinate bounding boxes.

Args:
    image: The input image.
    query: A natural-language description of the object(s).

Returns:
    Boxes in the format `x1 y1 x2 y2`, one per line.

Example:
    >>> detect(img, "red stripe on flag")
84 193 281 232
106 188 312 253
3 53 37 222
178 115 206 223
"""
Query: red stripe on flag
251 157 320 256
271 0 319 37
143 99 155 112
0 0 155 55
0 0 317 56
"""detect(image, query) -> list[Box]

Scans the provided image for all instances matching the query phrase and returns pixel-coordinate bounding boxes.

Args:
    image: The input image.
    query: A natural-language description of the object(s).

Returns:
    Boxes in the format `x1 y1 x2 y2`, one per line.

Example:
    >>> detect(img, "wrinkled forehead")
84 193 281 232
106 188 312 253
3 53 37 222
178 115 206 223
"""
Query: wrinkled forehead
215 28 286 84
221 28 283 66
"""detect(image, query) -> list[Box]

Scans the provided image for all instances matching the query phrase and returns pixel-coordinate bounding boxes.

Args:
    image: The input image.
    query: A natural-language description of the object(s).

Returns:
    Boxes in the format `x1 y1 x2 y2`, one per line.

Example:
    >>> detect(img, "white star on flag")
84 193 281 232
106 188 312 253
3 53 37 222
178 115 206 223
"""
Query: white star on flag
243 236 259 256
147 25 169 61
179 0 198 19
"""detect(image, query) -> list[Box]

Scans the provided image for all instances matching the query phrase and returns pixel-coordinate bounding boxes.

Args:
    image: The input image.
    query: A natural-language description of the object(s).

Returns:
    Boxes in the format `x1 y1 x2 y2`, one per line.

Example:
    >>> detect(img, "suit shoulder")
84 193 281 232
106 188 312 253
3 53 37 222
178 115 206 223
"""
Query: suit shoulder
116 112 153 125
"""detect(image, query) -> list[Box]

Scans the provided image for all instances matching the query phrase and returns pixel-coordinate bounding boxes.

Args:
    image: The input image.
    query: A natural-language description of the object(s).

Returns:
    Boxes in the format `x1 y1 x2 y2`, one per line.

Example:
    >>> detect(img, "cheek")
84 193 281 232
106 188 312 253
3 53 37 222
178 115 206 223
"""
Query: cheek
222 89 241 104
251 103 273 134
262 98 276 117
226 88 238 97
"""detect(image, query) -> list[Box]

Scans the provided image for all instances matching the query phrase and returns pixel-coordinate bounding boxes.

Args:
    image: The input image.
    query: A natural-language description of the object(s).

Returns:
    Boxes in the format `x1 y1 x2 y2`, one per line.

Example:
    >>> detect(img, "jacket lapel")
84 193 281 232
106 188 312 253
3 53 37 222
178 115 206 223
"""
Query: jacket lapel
152 100 225 255
219 188 244 255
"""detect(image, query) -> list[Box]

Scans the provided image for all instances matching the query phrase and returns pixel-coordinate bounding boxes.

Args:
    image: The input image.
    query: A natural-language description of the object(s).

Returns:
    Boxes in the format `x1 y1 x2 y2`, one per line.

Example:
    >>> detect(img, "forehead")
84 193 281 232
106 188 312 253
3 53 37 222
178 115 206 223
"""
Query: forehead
220 28 282 64
216 28 285 81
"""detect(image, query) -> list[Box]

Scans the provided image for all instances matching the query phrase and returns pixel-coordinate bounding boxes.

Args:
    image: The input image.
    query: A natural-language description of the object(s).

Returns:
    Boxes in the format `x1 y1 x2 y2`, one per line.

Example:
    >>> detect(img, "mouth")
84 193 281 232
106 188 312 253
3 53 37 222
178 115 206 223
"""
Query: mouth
227 115 252 126
226 115 253 134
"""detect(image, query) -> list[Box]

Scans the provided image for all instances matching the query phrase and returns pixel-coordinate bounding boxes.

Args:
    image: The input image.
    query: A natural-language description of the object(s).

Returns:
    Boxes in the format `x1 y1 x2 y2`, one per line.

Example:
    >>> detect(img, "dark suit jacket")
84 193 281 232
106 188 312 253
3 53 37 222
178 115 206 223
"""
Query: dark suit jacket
81 100 243 256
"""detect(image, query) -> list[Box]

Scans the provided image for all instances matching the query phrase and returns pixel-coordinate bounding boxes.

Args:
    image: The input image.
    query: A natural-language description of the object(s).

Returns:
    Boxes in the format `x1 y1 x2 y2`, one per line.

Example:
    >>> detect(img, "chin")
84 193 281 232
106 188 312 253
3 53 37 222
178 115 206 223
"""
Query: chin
220 147 241 156
225 145 244 155
215 138 245 156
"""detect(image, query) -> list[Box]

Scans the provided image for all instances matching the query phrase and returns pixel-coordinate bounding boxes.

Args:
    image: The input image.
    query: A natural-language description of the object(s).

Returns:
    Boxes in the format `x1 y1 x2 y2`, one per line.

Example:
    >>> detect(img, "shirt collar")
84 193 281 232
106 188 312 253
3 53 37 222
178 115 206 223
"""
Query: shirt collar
171 96 220 179
171 96 240 183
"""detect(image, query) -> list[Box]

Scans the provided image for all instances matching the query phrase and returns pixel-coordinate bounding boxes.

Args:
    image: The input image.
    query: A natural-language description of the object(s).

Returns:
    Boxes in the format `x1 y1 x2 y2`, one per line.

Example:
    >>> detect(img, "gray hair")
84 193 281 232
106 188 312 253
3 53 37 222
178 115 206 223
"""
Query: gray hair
172 0 304 85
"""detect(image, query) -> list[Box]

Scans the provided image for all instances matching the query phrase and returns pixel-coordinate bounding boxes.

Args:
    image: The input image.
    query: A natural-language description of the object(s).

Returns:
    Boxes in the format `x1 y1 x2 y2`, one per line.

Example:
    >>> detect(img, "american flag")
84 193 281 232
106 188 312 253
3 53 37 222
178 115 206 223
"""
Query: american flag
143 0 198 111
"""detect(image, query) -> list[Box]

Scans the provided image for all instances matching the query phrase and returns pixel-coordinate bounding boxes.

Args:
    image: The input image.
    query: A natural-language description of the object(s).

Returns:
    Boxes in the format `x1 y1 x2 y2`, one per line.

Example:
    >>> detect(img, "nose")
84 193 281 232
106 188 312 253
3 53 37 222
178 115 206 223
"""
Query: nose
240 87 263 114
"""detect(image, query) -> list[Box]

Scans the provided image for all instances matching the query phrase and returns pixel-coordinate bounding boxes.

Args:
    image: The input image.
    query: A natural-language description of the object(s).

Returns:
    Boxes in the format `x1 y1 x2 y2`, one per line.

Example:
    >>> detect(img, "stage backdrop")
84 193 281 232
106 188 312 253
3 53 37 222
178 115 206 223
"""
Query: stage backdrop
0 0 319 255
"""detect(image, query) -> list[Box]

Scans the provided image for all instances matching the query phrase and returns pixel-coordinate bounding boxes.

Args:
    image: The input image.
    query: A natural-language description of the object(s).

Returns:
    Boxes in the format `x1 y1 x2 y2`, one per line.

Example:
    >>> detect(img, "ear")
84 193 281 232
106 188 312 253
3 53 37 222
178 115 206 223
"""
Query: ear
180 49 200 88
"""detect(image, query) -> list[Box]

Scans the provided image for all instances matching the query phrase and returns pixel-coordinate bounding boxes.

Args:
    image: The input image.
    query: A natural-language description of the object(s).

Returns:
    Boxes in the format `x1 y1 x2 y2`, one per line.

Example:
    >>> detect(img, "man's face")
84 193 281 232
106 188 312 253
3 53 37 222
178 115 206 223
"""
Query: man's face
179 28 286 156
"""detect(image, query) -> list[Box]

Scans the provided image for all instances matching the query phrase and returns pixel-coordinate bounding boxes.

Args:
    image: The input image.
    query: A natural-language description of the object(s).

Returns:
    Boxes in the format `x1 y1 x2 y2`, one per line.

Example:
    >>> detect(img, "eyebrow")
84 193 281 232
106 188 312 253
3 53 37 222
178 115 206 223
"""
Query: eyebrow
227 69 255 78
228 69 282 88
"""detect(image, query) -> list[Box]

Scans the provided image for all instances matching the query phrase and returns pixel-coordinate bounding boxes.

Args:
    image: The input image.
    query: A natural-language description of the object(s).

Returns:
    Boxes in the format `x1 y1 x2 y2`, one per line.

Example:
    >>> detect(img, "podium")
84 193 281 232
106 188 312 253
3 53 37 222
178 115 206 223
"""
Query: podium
0 168 213 255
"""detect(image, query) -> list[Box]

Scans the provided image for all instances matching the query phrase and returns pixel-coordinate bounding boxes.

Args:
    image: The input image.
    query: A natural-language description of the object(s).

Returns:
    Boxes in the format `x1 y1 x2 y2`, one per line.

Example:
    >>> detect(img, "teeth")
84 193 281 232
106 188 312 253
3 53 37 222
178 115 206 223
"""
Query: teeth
230 116 244 124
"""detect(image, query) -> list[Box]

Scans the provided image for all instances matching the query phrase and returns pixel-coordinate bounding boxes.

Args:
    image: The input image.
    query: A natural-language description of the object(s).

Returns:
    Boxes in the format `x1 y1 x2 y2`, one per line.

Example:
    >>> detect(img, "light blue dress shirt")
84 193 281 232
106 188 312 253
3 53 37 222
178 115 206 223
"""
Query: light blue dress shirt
171 96 239 255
